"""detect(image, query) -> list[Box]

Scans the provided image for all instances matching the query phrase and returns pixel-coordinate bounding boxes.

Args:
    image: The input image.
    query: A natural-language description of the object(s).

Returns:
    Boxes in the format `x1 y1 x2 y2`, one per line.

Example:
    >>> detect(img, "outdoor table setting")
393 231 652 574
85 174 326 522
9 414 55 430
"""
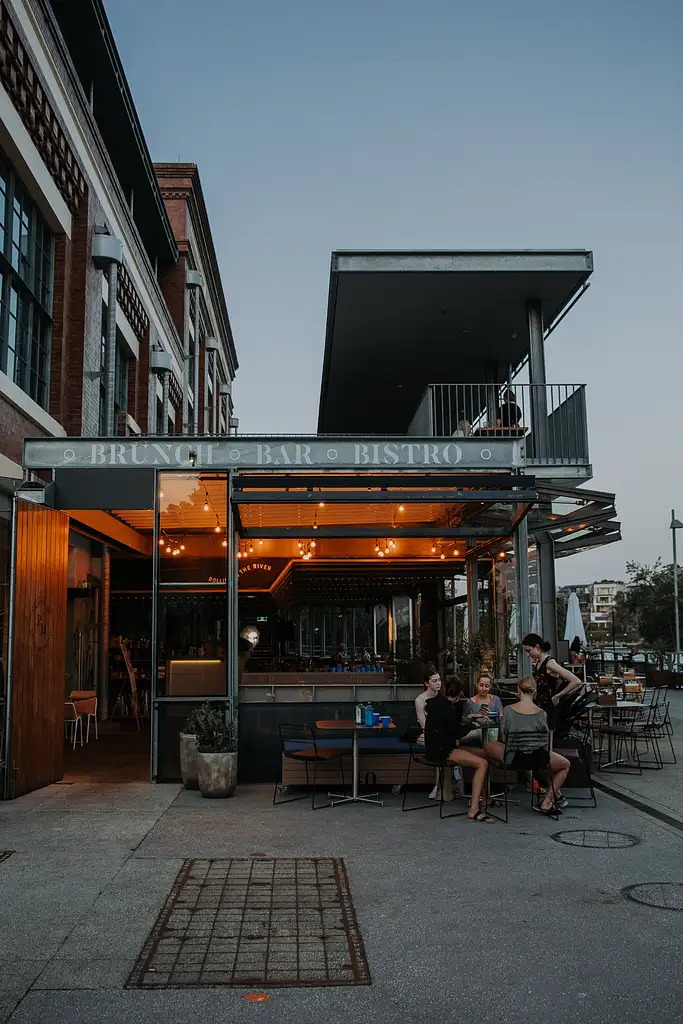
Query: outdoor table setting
315 713 396 807
588 699 644 768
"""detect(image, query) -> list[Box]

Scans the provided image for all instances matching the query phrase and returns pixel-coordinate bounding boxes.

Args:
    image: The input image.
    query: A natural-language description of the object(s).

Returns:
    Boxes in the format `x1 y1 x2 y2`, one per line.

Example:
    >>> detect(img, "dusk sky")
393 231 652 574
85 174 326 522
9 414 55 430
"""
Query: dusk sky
105 0 682 585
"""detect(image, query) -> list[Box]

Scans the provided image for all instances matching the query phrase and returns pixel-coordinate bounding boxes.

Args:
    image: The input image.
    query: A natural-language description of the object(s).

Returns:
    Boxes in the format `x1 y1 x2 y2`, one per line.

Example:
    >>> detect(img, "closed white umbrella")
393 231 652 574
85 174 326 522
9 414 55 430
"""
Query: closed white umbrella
564 592 587 645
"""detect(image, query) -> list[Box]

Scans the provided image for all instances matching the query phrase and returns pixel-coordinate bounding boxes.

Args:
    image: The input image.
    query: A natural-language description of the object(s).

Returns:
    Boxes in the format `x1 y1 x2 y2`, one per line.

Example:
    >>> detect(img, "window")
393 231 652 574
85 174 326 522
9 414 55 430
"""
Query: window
0 147 54 409
99 307 129 434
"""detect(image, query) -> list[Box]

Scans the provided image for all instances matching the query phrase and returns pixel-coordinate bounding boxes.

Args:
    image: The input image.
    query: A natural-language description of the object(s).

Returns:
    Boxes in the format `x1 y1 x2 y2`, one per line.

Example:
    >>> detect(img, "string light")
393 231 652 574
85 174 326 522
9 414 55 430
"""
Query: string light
222 538 228 548
319 501 325 508
159 489 164 499
398 505 405 512
159 537 165 546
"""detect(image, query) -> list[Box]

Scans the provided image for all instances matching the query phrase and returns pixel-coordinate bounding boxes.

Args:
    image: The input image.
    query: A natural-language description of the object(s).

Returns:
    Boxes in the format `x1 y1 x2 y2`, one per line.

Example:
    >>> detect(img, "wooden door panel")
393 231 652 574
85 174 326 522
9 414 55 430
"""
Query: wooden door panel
10 502 69 797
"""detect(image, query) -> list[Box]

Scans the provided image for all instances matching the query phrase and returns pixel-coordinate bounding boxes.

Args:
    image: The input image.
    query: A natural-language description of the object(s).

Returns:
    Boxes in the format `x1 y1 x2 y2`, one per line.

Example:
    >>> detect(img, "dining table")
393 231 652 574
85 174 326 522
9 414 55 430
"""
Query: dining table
315 719 396 807
589 700 644 768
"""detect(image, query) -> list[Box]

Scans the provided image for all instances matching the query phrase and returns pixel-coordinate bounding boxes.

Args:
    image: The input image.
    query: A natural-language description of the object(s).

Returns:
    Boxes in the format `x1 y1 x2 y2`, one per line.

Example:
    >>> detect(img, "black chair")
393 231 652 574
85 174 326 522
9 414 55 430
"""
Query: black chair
492 731 560 823
401 743 467 819
552 716 597 809
273 724 346 810
597 704 659 774
635 702 673 769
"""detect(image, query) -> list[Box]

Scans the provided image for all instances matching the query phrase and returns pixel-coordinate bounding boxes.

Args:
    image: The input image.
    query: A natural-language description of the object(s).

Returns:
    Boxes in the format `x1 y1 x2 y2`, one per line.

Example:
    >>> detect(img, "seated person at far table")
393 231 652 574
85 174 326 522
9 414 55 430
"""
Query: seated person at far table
424 675 494 823
483 676 570 815
463 671 504 724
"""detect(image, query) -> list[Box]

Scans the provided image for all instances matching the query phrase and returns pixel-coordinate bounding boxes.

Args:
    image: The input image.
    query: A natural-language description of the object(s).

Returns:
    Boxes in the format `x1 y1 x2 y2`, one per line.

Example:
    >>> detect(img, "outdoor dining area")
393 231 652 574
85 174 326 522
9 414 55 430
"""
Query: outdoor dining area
271 671 677 822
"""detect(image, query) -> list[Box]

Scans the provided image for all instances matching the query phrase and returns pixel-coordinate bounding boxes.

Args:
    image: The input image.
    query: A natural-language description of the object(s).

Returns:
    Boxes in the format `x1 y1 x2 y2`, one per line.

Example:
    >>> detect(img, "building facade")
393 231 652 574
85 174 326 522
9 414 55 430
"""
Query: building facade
0 0 236 794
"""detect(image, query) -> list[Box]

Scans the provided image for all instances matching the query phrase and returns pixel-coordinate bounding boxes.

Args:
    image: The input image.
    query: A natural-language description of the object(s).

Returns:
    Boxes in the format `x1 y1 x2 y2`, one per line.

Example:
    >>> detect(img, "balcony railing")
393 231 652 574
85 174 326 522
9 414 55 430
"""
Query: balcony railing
409 384 589 466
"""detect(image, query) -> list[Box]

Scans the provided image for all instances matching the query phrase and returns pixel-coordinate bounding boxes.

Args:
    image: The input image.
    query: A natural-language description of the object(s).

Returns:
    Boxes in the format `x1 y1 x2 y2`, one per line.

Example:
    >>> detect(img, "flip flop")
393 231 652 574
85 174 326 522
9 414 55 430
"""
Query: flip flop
468 810 494 824
534 805 561 816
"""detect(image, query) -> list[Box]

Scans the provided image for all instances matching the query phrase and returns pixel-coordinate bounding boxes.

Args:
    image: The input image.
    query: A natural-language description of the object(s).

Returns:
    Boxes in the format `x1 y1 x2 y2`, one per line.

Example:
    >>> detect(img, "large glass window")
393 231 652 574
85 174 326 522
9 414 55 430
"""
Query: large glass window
0 147 54 409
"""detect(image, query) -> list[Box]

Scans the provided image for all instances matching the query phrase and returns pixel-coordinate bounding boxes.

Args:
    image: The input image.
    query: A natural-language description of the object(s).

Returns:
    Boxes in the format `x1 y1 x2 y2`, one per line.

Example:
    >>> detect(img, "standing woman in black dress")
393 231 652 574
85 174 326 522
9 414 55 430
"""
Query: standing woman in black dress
521 633 582 732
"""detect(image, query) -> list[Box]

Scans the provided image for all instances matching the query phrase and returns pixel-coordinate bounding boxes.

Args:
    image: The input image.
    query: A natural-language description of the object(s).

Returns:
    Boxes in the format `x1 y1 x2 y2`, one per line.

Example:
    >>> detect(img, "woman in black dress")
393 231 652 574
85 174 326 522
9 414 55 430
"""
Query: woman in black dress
521 633 582 733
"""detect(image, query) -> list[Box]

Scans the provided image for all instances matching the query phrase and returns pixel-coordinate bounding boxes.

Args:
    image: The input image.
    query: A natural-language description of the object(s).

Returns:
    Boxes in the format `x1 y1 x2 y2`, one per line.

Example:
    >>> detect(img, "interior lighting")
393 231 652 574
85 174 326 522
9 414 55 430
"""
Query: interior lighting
431 543 437 554
222 539 228 548
204 499 210 512
378 550 384 557
159 537 165 546
319 501 325 508
159 489 164 499
180 543 185 551
440 552 446 560
453 549 459 556
499 551 506 559
248 543 254 554
215 524 221 533
310 540 316 548
398 505 405 512
237 550 243 559
258 539 264 546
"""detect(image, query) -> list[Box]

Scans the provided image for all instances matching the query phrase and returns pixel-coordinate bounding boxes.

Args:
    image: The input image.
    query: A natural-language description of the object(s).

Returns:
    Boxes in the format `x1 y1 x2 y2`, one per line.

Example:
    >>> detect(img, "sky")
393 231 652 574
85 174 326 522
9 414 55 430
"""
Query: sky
104 0 683 586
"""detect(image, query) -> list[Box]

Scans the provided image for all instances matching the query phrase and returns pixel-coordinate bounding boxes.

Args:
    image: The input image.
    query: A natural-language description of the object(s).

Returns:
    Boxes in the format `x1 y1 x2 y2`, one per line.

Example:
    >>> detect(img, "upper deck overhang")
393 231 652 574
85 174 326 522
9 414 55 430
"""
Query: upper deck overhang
318 250 593 435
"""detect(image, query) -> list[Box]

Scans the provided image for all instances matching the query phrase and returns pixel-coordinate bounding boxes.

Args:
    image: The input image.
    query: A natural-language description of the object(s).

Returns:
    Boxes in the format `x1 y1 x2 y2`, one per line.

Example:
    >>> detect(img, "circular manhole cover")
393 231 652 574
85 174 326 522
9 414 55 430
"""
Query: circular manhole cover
551 830 640 849
623 883 683 911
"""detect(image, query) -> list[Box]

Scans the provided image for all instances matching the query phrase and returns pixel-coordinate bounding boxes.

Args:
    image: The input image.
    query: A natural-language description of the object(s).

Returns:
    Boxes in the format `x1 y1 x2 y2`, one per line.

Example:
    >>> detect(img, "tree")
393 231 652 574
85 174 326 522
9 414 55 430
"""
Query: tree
623 560 680 668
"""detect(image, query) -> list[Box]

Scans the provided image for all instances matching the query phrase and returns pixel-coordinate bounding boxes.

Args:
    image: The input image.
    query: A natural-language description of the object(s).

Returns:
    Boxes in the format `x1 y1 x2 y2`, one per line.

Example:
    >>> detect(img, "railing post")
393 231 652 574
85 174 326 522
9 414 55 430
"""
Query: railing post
527 299 549 459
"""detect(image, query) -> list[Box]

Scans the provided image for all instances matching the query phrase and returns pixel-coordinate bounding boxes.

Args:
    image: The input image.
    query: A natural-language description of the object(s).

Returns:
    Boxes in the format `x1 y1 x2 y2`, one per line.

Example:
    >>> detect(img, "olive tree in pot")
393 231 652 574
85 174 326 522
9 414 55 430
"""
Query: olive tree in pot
195 704 238 798
179 707 204 790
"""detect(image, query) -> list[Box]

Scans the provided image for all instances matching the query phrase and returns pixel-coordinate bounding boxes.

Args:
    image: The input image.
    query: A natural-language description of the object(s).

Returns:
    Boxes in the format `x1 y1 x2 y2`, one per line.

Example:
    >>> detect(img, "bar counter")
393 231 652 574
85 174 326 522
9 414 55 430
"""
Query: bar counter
239 671 418 704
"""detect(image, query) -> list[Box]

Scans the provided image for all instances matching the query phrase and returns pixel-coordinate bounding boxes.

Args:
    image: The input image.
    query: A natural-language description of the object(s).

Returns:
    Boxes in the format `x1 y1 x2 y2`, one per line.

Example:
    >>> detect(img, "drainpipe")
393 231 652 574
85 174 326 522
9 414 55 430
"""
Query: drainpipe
219 381 232 435
185 270 203 435
98 545 110 722
205 338 219 435
150 350 173 436
92 234 124 436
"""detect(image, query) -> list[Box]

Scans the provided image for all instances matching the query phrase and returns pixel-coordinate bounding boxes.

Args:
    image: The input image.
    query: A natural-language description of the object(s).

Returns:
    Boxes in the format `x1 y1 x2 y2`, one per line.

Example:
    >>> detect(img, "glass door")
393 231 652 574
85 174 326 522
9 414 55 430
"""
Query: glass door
151 470 235 781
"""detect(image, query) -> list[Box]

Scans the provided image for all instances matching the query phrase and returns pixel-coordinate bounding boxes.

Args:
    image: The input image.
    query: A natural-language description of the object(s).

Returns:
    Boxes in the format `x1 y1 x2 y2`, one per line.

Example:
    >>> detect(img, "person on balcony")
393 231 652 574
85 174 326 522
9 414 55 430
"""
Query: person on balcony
495 389 523 433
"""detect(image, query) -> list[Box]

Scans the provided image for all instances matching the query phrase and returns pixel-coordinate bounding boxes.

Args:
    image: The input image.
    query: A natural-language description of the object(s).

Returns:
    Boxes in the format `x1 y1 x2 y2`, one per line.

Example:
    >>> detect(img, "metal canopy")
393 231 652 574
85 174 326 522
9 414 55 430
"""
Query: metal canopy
318 249 593 434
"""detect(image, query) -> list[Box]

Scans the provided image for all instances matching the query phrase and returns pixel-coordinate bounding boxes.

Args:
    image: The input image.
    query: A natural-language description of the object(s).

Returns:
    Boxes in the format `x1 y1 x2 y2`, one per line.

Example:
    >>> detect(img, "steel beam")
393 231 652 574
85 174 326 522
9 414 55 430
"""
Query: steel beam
240 526 507 539
233 474 536 490
233 490 537 504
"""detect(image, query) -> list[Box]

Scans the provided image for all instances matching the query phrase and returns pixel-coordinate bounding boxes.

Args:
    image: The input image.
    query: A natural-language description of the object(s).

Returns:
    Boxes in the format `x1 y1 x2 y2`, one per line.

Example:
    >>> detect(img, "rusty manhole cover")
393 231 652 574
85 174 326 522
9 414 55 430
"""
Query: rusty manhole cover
551 830 640 849
127 858 370 988
0 852 13 865
623 883 683 911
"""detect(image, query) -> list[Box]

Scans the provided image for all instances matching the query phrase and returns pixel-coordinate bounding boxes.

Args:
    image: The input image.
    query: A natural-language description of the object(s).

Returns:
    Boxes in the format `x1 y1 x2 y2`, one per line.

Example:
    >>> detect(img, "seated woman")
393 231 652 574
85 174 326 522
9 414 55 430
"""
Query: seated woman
483 677 570 815
414 666 442 746
424 676 494 823
463 671 504 727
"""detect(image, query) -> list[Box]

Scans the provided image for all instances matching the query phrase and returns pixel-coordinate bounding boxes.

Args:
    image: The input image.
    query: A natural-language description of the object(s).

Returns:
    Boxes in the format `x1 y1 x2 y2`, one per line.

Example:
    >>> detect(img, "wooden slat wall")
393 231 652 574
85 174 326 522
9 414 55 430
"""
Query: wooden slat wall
10 503 69 797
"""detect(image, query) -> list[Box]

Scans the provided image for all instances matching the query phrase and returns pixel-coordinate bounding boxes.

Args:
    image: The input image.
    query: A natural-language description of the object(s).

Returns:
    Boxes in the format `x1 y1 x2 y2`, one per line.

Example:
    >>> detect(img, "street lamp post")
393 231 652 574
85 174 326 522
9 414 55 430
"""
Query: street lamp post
671 510 683 672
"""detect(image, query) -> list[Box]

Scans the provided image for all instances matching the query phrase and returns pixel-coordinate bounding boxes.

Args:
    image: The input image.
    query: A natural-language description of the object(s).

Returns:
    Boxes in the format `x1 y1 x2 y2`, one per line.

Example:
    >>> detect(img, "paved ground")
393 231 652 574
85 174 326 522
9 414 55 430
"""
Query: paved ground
596 689 683 824
2 744 683 1023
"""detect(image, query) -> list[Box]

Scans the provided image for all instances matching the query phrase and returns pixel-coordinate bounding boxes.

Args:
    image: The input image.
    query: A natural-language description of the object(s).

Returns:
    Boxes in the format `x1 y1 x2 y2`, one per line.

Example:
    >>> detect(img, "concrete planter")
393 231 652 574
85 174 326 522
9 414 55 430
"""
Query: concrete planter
197 751 237 798
179 733 199 790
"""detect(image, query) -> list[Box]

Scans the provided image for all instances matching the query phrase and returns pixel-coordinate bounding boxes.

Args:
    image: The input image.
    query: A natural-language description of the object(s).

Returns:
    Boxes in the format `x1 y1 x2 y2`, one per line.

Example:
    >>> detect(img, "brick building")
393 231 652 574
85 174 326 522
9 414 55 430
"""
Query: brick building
0 0 236 788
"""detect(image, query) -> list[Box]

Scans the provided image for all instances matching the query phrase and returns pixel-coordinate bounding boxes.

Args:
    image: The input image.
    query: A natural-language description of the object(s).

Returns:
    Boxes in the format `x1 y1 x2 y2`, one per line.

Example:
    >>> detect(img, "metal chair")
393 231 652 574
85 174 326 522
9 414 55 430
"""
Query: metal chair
636 702 673 769
63 702 83 750
597 704 659 774
492 731 559 823
552 716 597 808
273 724 346 810
401 743 467 819
71 694 98 742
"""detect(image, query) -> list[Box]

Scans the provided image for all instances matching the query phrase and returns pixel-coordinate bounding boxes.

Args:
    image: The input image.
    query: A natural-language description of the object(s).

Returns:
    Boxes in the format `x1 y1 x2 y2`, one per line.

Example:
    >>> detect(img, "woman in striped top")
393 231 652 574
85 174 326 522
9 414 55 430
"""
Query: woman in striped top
483 677 570 815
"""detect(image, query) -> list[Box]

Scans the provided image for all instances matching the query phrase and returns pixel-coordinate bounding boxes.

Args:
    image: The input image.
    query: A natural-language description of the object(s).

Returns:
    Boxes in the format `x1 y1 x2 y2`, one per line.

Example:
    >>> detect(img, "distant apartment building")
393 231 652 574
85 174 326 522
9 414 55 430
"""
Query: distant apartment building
558 580 625 627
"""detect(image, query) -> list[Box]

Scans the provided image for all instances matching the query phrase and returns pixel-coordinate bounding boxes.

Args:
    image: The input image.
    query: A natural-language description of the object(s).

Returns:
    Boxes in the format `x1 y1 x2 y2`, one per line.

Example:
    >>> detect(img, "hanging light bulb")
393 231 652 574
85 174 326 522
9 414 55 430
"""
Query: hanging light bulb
258 539 264 546
222 539 228 548
237 549 242 559
440 552 446 560
398 505 405 512
204 499 209 512
214 524 221 533
378 550 384 557
375 542 380 552
248 543 254 554
453 549 459 557
310 539 316 548
159 489 164 499
180 543 185 551
431 543 437 554
159 537 165 547
389 539 396 548
319 501 325 508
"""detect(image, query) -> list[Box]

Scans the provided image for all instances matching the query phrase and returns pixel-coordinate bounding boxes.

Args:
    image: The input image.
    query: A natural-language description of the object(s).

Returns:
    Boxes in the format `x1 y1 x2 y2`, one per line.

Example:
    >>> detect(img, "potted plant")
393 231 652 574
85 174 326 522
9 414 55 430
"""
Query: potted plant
454 628 495 691
179 707 203 790
195 704 238 798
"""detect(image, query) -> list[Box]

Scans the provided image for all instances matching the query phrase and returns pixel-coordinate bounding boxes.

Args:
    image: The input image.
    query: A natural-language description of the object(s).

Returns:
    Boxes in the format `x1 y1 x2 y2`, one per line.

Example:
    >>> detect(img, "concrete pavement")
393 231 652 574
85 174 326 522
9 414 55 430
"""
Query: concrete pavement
1 756 683 1023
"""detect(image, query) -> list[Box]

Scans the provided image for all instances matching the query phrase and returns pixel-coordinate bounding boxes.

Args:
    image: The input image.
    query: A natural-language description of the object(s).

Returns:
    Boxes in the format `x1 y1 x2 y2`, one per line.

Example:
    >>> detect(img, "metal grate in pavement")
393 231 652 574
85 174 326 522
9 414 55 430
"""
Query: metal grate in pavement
0 852 13 865
551 830 640 849
623 883 683 911
127 858 370 988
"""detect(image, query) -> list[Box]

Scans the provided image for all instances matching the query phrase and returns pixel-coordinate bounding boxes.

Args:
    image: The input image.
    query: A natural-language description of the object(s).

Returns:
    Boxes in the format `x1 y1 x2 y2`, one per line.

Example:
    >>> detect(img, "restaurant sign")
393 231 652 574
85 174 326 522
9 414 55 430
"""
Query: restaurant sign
23 436 524 471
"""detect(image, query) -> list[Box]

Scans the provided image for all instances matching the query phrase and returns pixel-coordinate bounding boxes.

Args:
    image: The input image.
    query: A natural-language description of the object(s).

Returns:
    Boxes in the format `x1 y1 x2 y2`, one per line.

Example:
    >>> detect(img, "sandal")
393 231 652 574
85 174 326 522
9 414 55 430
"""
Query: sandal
534 805 560 817
468 810 494 824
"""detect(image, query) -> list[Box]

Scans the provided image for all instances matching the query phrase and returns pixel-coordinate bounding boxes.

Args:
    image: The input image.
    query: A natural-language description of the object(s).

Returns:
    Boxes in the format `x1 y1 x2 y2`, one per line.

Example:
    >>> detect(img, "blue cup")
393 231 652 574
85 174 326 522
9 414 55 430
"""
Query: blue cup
380 715 390 728
372 712 380 726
